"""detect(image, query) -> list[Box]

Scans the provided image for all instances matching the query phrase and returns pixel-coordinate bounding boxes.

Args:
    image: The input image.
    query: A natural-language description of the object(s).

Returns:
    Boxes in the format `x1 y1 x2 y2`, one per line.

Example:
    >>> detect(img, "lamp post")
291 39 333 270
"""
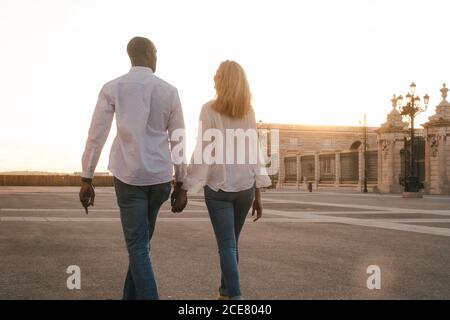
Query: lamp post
257 120 262 138
358 115 368 193
363 114 368 193
396 82 429 193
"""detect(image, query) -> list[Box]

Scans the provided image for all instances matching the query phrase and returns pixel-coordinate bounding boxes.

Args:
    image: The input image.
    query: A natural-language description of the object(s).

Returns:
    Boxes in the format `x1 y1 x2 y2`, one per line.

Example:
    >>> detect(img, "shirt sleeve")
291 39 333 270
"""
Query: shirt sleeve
81 84 115 179
167 89 187 182
182 104 213 192
250 111 272 188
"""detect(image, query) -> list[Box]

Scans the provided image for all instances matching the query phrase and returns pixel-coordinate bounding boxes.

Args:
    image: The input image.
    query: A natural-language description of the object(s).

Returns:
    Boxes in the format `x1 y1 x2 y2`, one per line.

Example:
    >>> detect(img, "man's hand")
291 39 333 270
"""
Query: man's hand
79 180 95 214
171 182 187 213
252 188 263 222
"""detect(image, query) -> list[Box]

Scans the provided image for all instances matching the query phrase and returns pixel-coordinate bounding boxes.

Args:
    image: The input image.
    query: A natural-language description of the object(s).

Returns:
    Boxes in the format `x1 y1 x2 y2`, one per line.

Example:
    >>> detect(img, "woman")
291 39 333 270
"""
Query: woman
179 60 272 300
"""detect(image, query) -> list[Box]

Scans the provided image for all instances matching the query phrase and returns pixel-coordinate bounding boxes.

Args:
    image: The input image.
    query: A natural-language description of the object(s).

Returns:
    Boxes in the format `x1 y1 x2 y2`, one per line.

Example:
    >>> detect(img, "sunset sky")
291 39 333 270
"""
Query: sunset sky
1 0 450 173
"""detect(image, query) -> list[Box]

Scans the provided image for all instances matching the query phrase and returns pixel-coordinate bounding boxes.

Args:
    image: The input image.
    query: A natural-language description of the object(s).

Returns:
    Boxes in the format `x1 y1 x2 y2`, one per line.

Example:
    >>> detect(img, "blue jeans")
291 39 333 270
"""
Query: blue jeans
204 184 255 299
113 177 171 300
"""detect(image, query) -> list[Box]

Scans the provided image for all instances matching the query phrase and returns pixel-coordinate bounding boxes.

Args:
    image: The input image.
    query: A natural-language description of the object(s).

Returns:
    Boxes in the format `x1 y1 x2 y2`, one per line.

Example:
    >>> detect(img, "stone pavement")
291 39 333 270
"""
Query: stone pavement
0 187 449 299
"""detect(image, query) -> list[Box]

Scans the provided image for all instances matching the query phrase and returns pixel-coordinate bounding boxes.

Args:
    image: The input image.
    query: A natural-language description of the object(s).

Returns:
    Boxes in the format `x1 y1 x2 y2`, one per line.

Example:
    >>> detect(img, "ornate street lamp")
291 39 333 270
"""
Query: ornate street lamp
358 115 369 193
396 82 430 193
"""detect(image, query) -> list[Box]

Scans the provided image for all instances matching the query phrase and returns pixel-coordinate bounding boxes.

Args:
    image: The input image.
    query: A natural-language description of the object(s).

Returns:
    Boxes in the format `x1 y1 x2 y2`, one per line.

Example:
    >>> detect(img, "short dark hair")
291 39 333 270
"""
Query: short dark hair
127 37 156 65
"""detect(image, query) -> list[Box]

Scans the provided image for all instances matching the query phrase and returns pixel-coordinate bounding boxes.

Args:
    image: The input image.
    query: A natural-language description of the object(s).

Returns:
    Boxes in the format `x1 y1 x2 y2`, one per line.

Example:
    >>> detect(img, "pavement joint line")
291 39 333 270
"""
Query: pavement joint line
263 191 450 200
2 201 450 236
269 211 450 216
365 219 450 223
2 217 450 225
0 208 204 213
2 188 450 199
263 209 450 237
263 197 450 214
0 217 312 223
3 208 450 216
0 208 120 212
264 192 404 198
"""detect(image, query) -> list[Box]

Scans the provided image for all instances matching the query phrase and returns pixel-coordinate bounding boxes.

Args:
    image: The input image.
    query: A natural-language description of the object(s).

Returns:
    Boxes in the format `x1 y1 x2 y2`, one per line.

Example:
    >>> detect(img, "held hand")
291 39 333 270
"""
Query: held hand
171 187 188 213
170 185 179 208
251 198 263 222
79 181 95 214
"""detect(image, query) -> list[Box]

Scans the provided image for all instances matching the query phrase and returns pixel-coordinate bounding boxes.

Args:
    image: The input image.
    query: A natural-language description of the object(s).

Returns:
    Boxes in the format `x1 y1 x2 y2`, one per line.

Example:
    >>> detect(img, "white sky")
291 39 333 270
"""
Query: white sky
1 0 450 172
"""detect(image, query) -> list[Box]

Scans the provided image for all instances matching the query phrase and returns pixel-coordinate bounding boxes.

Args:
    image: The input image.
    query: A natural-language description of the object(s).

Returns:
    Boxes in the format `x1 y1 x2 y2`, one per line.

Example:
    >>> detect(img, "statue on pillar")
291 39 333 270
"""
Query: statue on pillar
422 84 450 195
375 95 409 193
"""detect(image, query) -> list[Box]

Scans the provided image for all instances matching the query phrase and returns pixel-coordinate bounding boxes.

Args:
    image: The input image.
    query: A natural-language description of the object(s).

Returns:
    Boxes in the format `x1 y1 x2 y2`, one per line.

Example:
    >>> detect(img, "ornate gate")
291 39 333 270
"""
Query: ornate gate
400 135 425 189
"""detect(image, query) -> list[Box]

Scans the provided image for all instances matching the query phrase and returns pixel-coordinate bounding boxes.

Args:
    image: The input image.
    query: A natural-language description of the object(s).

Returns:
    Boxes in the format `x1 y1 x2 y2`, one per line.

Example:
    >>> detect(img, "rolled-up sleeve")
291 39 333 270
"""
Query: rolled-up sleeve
250 111 272 188
81 85 115 179
255 148 272 188
167 89 187 182
182 104 213 192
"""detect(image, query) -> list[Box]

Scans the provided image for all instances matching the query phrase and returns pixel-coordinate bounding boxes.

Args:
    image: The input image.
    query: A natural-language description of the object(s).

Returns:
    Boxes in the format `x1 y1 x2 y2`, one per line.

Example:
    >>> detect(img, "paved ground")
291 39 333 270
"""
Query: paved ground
0 186 449 300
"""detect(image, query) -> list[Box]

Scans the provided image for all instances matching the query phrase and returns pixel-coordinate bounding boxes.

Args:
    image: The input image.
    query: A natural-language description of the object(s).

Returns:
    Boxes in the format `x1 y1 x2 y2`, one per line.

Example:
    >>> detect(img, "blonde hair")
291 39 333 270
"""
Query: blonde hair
212 60 253 118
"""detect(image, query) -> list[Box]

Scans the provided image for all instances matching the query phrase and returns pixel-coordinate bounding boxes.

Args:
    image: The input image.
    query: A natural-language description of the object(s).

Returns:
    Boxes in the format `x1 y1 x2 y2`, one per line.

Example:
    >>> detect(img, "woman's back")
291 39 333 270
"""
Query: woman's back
178 60 270 300
204 101 259 192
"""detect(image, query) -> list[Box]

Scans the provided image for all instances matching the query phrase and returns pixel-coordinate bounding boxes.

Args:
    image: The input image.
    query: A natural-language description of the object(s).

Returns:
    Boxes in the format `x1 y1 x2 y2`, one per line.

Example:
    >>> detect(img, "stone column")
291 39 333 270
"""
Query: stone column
358 149 365 190
314 152 320 190
334 152 341 187
296 154 301 189
377 138 382 189
276 151 286 189
422 84 450 195
437 133 448 192
277 149 286 189
424 131 431 192
375 95 408 193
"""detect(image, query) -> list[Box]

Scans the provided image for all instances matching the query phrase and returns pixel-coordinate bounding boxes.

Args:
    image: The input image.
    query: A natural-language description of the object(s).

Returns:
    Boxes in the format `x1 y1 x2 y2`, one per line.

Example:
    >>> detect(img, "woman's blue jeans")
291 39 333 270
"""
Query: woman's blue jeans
114 177 171 300
204 184 255 299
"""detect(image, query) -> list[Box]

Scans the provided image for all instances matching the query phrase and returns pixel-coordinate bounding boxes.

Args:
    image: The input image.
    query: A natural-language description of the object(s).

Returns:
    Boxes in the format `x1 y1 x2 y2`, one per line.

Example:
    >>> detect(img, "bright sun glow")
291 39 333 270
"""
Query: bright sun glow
1 0 449 173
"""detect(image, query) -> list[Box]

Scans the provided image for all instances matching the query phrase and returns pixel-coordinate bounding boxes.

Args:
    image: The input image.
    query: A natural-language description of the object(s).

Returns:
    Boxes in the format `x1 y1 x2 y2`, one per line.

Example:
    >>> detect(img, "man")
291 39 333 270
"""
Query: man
79 36 187 300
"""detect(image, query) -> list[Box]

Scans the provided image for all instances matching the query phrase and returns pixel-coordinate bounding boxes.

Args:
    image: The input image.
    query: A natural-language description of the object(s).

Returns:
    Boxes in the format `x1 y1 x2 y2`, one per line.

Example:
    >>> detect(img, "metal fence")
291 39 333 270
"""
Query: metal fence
400 132 425 188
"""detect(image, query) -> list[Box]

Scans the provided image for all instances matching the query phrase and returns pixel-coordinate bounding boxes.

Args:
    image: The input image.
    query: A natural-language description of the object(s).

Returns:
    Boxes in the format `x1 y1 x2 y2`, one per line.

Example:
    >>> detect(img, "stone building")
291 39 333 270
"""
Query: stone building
422 84 450 195
261 84 450 195
259 123 380 190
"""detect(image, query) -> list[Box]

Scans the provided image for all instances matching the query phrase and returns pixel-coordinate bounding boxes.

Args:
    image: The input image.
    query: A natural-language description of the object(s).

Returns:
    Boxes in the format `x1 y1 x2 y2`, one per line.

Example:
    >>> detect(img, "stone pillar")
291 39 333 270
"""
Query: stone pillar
277 151 286 189
334 152 341 186
358 149 365 190
296 154 301 189
375 95 408 193
424 130 431 192
422 84 450 195
314 152 320 190
377 140 382 189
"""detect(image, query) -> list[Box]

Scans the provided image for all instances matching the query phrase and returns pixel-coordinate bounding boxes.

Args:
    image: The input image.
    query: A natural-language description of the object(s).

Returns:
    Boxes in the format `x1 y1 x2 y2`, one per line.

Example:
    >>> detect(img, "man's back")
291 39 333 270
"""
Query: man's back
79 37 187 300
81 66 185 186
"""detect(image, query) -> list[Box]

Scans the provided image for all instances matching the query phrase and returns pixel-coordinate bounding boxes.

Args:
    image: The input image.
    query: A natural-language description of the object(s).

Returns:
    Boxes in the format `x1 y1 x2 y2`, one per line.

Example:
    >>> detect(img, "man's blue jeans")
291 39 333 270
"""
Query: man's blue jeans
114 176 171 300
204 184 255 299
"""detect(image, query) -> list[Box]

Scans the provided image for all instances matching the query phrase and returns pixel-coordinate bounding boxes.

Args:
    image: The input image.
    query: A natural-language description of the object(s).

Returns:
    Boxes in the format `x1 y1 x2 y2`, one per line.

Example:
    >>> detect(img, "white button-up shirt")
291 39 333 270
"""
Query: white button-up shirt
183 101 272 192
81 66 186 186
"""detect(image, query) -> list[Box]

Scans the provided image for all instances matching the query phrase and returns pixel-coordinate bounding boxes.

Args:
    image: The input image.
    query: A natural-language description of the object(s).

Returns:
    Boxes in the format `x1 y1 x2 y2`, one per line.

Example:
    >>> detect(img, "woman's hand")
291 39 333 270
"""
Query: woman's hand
252 188 263 222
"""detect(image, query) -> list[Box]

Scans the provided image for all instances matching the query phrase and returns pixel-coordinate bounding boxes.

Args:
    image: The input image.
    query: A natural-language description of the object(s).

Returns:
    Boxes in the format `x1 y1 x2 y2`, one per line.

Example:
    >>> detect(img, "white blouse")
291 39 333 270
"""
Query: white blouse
182 101 272 193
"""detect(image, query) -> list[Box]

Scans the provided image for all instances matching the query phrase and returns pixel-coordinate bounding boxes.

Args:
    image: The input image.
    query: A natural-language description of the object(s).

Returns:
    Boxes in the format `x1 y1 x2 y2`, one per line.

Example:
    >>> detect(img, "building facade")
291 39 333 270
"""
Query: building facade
259 123 381 190
262 84 450 195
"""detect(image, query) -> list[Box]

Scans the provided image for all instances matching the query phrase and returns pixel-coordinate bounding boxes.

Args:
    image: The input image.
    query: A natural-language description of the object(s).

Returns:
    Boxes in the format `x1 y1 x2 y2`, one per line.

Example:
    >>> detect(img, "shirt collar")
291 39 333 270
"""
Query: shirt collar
129 66 154 73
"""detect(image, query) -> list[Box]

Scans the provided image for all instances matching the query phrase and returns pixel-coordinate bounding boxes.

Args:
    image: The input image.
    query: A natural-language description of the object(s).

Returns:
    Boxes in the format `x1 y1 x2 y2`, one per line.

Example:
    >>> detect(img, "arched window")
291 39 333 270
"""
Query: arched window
350 141 362 150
